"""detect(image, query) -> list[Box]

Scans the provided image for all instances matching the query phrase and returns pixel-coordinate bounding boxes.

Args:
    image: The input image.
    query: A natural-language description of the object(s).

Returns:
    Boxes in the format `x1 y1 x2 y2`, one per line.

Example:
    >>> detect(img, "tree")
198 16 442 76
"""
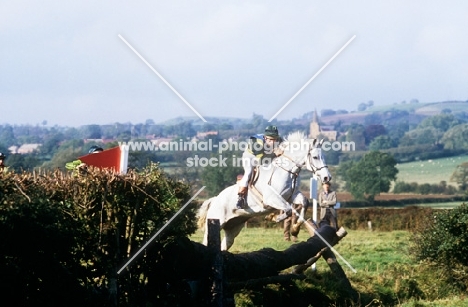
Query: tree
39 132 65 156
4 153 41 172
357 103 367 111
321 109 336 117
336 160 356 192
345 124 366 150
340 151 398 202
387 120 409 146
363 112 383 126
251 113 267 132
201 151 243 195
442 124 468 150
417 114 461 132
0 125 16 147
145 119 155 125
201 123 216 132
219 123 234 131
399 127 442 146
364 124 387 145
83 124 102 139
450 161 468 191
43 147 85 170
167 121 196 138
369 135 394 151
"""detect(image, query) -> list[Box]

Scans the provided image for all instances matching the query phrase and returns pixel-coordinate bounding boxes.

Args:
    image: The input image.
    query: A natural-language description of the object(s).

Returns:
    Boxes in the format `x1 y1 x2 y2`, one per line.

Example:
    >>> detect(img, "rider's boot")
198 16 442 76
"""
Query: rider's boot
236 186 248 209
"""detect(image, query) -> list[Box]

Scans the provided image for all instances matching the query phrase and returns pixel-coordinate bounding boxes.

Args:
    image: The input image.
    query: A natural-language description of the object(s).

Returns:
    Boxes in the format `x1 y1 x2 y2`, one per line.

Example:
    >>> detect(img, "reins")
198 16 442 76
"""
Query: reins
248 139 328 209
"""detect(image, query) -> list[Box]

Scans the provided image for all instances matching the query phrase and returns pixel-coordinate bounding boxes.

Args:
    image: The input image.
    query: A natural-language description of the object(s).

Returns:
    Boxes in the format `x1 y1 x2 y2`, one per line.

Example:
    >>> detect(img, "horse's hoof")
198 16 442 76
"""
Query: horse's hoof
265 213 277 222
275 212 288 223
290 228 300 237
275 209 292 222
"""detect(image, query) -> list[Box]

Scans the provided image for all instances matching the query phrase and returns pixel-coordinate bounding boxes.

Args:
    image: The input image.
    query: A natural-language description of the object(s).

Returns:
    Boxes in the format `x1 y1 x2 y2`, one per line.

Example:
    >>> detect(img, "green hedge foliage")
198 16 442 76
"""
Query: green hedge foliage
0 163 197 306
411 203 468 290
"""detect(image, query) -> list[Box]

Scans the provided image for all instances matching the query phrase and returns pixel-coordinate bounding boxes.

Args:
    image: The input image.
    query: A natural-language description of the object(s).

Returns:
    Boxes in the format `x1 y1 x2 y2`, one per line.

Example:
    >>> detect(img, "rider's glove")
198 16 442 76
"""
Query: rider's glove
273 147 284 156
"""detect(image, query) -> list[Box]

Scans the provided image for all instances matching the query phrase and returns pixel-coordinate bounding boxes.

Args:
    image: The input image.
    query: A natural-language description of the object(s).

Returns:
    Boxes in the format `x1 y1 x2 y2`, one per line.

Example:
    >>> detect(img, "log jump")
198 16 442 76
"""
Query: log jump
153 219 355 306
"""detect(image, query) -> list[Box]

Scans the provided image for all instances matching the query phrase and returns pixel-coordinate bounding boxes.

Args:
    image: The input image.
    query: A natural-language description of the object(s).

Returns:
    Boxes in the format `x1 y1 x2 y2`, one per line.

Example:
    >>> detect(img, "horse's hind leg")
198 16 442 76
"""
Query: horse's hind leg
202 221 208 246
221 222 245 251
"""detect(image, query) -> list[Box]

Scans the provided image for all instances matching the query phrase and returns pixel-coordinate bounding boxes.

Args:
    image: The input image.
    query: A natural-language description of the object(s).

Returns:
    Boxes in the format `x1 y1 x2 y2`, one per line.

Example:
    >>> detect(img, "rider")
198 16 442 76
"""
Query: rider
236 125 283 209
88 145 104 154
65 146 104 172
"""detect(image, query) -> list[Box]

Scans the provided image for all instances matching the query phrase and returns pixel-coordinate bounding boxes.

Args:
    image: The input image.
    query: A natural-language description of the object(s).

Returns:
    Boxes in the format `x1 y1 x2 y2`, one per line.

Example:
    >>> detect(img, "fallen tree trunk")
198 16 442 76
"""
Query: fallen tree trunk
228 273 306 291
158 224 344 282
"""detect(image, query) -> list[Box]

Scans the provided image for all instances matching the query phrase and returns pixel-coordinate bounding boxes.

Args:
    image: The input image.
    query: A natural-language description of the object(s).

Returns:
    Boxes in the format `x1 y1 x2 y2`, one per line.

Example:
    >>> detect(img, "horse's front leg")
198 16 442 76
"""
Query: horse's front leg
262 188 292 223
290 193 309 234
290 204 306 236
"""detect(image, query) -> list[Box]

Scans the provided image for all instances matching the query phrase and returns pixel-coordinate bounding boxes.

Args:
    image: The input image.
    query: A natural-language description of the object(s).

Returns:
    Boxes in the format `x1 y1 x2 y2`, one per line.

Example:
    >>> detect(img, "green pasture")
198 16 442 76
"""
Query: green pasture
190 227 468 306
395 155 468 186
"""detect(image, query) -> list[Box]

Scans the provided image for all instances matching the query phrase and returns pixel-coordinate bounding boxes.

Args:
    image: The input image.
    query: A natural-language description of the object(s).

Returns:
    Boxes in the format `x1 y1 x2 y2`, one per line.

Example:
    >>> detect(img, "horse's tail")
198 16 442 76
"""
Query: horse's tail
197 197 213 229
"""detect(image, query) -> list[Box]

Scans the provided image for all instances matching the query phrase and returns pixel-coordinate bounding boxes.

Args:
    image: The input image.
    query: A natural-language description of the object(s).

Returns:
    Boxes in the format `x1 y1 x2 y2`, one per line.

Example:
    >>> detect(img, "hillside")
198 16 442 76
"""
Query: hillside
395 154 468 186
319 100 467 125
156 100 468 128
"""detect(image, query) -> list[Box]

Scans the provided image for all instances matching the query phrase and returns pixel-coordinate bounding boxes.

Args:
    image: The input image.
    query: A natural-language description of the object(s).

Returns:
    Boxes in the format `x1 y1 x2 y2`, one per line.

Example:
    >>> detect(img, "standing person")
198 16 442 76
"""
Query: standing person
0 152 6 172
236 126 283 209
283 200 309 242
318 182 338 230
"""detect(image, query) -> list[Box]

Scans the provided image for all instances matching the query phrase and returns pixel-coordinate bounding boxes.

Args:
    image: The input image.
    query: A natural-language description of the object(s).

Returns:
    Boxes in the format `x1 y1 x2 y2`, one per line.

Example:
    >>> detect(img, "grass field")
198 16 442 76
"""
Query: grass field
190 227 468 306
395 155 468 186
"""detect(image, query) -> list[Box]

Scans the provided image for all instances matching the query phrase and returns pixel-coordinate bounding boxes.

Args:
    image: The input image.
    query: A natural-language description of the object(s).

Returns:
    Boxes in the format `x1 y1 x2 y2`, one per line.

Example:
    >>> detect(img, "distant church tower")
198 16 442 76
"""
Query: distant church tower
309 109 337 141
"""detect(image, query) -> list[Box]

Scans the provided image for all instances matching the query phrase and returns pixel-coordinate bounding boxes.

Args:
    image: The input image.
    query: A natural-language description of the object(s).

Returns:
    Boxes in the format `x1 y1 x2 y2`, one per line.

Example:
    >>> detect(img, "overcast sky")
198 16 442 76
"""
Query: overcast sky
1 1 467 127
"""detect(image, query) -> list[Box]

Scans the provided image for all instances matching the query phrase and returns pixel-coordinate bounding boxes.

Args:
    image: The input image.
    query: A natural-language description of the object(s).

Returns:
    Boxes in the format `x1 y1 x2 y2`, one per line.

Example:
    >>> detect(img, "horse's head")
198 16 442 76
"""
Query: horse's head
279 132 332 183
306 139 332 183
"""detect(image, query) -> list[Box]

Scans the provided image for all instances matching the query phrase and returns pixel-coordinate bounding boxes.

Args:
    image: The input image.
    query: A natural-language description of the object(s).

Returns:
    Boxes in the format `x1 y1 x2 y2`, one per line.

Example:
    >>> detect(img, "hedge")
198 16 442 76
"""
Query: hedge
0 163 197 307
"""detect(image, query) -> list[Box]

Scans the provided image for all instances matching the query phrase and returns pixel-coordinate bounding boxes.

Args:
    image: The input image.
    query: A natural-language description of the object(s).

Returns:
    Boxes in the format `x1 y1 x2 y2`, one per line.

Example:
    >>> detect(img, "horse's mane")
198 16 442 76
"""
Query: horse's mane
284 131 308 143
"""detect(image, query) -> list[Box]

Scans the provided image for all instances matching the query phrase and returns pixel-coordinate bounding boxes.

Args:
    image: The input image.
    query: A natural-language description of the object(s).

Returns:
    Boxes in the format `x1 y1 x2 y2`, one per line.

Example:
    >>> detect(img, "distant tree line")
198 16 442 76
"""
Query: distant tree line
393 180 458 195
2 106 468 199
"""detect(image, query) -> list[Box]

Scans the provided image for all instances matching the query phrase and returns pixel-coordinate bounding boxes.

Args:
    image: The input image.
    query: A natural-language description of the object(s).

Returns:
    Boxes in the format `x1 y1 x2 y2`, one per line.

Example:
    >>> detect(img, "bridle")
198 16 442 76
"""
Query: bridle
254 139 329 207
305 148 329 174
273 142 328 178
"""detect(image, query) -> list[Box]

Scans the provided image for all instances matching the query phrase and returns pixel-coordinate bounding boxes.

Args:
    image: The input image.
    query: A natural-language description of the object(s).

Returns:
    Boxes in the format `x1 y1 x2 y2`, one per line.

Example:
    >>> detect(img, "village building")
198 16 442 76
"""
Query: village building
8 144 42 154
309 110 337 141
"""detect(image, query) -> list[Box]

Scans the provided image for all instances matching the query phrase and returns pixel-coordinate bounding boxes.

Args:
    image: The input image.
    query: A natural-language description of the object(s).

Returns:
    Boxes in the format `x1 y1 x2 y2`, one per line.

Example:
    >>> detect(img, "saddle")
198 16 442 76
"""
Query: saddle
235 164 292 223
235 166 260 188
